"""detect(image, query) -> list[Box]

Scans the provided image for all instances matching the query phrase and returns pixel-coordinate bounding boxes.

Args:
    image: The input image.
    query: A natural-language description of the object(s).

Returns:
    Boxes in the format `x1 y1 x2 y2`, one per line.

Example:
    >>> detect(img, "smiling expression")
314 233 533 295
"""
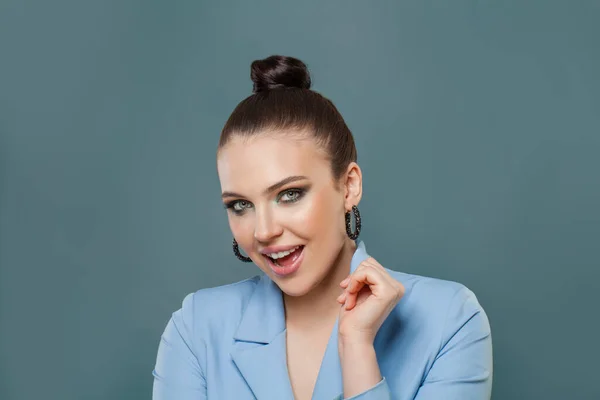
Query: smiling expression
217 131 361 297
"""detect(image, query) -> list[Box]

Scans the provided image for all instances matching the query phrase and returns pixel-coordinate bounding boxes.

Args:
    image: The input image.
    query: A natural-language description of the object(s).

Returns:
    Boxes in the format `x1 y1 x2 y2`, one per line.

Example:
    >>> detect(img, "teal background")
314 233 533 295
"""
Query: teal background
1 1 599 399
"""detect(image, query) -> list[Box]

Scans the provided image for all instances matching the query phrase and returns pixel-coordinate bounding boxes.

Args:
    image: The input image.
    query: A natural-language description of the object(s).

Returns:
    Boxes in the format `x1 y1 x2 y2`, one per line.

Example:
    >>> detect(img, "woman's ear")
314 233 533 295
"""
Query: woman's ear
343 162 362 211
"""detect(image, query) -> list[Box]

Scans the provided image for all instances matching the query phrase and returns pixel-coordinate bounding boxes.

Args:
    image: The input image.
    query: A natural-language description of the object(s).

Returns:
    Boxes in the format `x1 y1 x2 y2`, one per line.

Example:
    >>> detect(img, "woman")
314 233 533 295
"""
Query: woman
152 56 492 400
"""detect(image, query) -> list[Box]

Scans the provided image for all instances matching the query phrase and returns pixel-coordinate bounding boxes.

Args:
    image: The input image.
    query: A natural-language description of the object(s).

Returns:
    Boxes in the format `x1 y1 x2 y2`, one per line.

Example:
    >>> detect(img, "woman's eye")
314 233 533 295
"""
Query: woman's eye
225 200 252 214
279 189 303 203
233 200 251 211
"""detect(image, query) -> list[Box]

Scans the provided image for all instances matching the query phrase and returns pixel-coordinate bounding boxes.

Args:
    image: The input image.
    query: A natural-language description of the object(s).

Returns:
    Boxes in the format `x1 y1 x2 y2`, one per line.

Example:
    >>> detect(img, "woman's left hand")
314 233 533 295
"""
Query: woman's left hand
336 257 405 345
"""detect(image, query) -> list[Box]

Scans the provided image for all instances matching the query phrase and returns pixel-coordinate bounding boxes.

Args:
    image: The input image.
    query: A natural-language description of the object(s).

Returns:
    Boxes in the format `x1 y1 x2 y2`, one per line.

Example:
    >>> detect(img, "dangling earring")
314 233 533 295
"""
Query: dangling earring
345 205 362 240
232 238 252 262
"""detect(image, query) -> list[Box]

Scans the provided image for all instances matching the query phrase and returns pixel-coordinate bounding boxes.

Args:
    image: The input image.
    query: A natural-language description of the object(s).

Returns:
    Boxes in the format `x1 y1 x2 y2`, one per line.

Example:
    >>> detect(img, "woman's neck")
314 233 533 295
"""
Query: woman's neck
283 239 357 330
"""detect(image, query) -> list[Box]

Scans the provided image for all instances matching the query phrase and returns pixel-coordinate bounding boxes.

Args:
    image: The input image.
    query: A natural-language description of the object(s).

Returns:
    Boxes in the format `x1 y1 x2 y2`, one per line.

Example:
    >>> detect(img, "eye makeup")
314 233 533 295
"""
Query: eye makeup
223 185 310 216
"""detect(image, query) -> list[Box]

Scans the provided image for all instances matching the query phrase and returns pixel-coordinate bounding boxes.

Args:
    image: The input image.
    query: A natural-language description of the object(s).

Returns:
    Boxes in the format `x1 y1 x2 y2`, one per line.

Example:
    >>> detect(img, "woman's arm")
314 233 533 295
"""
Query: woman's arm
152 293 208 400
335 287 491 400
414 287 493 399
336 258 403 399
338 339 390 399
337 259 492 400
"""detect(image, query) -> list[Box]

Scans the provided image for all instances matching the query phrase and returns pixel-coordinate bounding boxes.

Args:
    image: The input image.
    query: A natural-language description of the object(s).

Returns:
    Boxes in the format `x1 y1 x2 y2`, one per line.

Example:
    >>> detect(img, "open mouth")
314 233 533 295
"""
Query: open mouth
263 245 305 276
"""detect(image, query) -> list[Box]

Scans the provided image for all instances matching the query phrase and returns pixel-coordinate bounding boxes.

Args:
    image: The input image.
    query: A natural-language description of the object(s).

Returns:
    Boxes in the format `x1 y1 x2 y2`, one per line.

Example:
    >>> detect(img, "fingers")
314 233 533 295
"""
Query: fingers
338 263 388 310
340 276 350 288
339 258 378 286
337 258 405 310
339 258 387 293
360 257 397 287
336 291 347 305
347 267 383 294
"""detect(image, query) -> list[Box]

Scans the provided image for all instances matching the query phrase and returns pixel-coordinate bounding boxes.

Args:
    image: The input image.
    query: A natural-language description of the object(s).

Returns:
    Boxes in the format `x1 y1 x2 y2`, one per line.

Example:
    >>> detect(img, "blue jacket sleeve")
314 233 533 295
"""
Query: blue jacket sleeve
334 378 392 400
152 293 207 400
414 287 493 399
335 286 491 400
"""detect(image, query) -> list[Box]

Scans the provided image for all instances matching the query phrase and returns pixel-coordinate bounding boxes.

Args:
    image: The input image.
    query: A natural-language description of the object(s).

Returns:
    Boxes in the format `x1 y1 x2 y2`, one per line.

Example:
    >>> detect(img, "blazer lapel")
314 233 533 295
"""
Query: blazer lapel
310 318 343 400
231 275 295 399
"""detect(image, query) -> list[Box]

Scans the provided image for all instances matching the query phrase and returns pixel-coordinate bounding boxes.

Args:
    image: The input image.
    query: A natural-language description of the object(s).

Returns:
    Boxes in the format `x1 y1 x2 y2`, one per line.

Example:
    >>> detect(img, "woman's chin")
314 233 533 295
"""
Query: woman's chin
273 277 315 297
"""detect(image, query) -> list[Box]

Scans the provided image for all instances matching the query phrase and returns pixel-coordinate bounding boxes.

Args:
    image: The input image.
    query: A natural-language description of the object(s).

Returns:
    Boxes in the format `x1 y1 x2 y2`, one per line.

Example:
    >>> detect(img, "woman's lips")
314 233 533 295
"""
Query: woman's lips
264 246 305 277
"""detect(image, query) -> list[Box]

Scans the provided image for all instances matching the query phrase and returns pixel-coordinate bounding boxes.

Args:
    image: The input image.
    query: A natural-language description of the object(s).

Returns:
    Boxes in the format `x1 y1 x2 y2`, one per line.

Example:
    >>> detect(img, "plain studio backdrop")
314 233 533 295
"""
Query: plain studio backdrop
0 1 598 399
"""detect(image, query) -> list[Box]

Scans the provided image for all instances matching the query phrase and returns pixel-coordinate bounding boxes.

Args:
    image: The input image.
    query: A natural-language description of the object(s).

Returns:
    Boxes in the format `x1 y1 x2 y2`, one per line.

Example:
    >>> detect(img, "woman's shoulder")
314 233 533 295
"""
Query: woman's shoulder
169 275 264 338
177 274 262 314
385 268 490 339
388 269 477 304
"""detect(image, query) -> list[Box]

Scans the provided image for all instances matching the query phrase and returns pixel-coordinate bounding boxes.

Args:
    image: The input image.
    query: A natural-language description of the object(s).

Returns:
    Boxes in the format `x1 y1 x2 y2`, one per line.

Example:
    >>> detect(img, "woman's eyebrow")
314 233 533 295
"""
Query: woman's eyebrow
221 175 308 199
263 175 308 194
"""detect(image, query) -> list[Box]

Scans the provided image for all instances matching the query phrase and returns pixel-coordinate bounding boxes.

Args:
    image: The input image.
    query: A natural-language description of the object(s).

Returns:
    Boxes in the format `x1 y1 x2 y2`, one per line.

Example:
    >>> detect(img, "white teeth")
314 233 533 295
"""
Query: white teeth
268 246 300 260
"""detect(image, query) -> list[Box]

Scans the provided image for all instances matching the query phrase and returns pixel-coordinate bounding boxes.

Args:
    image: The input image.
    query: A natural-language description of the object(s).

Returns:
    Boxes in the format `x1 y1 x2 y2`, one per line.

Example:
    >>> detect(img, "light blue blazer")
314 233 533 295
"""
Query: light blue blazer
152 241 492 399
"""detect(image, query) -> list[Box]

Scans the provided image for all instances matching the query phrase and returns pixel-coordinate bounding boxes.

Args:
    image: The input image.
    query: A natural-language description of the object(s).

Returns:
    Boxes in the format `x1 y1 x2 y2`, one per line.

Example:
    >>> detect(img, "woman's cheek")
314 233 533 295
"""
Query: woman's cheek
229 214 254 244
293 194 330 233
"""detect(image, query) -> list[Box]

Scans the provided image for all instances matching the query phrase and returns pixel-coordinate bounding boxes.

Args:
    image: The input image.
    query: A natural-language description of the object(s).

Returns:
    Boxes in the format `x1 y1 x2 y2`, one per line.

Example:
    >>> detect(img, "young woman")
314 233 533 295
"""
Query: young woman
152 56 492 400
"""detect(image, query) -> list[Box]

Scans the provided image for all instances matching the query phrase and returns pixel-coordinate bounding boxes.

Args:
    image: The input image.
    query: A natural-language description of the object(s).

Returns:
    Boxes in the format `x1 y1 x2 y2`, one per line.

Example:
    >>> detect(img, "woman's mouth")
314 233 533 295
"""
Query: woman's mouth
263 245 305 277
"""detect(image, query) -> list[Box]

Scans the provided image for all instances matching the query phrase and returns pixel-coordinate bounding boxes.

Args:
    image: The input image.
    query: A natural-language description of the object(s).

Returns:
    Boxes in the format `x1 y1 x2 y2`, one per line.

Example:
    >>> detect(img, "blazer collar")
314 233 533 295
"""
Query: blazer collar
233 273 285 344
350 240 369 272
231 240 370 399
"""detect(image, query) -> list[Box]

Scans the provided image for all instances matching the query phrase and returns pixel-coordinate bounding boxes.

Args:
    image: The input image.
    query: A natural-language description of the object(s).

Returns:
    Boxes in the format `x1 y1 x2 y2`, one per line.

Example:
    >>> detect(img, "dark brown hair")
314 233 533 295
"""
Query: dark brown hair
218 55 357 181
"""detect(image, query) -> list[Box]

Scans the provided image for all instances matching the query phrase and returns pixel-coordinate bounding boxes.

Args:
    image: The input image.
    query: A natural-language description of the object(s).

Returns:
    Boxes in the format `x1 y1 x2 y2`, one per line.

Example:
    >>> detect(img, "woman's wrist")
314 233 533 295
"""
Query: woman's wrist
338 339 382 398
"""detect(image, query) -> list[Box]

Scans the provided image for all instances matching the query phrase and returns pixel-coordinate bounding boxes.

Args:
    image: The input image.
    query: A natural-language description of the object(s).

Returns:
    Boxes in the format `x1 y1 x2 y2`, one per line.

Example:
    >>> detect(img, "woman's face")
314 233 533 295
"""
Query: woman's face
217 131 361 297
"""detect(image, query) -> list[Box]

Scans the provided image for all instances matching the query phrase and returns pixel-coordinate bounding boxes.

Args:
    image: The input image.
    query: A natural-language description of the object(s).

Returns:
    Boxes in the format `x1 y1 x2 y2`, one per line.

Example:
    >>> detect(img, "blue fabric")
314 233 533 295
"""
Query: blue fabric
153 241 492 399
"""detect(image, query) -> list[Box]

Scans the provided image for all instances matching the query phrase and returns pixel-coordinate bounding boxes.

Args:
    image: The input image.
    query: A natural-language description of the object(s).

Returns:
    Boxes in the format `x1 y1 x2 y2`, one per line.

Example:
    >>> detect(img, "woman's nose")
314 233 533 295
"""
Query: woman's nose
253 207 283 242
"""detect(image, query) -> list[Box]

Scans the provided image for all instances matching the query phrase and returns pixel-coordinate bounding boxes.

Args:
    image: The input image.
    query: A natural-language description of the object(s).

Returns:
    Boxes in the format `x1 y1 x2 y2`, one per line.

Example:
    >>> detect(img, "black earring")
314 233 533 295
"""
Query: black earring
345 205 361 240
232 238 252 262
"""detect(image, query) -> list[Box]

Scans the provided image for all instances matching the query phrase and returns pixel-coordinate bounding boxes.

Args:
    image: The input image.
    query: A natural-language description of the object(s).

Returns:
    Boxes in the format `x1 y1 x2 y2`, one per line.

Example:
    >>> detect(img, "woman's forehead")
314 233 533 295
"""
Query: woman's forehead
217 135 330 187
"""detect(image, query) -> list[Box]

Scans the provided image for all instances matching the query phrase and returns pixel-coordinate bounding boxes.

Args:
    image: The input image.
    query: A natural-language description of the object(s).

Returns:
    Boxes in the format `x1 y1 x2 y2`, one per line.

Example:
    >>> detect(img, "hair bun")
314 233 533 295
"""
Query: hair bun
250 55 311 93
